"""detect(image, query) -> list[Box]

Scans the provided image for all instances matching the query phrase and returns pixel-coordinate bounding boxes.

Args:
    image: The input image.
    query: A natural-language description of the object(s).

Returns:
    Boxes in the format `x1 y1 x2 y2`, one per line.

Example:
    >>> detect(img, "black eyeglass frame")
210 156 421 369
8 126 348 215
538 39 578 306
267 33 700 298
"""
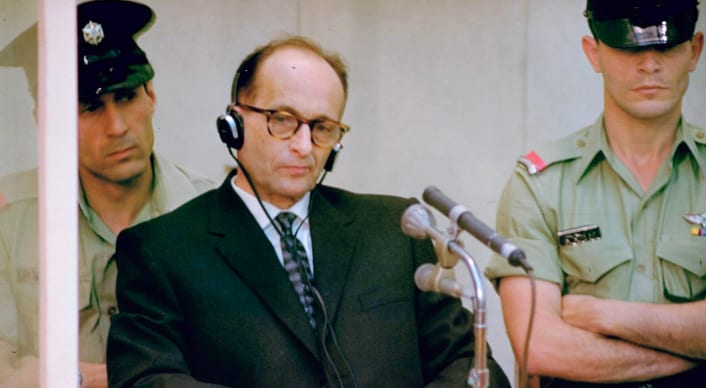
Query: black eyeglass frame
236 102 350 148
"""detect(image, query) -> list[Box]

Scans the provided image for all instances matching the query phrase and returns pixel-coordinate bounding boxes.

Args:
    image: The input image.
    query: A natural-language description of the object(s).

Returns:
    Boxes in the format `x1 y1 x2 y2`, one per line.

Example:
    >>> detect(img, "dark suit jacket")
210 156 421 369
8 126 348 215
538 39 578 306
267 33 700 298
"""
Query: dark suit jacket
107 178 510 388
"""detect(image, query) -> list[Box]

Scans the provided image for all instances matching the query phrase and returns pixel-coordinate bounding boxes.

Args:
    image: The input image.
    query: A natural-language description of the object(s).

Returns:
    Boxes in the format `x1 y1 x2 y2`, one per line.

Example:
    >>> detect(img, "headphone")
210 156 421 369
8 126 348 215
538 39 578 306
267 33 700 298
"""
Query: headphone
215 54 356 387
216 104 245 150
215 63 342 172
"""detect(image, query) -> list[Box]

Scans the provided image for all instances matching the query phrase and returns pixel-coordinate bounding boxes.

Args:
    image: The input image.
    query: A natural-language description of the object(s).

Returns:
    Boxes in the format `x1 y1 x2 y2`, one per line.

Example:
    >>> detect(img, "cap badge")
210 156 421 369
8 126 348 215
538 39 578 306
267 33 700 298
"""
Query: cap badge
683 211 706 236
82 21 104 46
632 22 669 45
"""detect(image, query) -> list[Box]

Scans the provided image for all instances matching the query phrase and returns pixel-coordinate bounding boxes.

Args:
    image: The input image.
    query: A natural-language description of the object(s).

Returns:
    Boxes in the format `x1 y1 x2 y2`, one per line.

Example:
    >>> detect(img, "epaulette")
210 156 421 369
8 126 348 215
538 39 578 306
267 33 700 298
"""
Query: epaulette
686 122 706 145
517 127 592 176
0 168 39 208
518 151 547 175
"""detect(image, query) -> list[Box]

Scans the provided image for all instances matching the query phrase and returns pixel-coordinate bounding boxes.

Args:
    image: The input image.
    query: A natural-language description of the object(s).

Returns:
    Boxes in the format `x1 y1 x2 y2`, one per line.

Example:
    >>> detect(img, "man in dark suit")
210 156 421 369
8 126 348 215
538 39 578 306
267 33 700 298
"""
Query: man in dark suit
107 36 510 388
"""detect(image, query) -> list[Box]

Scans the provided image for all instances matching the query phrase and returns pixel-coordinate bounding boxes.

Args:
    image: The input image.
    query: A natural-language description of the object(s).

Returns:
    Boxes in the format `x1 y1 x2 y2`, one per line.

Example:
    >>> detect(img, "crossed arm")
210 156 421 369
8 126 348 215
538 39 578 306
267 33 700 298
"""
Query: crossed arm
498 276 700 383
562 292 706 360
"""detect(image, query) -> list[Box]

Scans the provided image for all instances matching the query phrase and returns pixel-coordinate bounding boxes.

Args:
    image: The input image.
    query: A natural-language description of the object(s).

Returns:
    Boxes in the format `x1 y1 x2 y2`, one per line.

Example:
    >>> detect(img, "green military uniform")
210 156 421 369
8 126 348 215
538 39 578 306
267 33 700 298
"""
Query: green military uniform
0 154 215 377
485 116 706 386
485 117 706 303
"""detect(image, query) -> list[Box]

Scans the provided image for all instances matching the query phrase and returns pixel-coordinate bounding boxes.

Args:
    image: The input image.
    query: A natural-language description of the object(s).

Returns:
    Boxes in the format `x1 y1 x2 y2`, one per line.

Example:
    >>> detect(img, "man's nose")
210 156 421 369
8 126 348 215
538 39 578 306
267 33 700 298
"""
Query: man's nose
103 102 128 136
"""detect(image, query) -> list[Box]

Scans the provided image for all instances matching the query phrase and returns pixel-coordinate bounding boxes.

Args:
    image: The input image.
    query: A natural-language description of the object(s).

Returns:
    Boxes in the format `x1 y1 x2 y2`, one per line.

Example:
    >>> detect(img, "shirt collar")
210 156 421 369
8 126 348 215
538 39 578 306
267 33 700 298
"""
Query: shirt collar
575 116 706 184
680 120 706 174
230 175 311 231
78 152 202 242
574 117 606 184
149 153 207 216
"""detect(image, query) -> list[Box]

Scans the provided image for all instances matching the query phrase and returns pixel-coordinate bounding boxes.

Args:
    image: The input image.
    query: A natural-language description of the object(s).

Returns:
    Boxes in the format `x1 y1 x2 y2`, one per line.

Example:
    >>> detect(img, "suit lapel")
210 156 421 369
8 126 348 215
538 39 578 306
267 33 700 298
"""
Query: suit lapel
309 188 358 324
209 181 320 358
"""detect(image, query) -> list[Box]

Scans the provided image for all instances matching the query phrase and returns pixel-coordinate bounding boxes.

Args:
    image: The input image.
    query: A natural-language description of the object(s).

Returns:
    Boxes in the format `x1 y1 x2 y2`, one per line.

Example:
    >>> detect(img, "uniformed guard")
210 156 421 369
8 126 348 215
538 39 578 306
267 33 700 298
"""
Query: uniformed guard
0 1 215 386
486 0 706 387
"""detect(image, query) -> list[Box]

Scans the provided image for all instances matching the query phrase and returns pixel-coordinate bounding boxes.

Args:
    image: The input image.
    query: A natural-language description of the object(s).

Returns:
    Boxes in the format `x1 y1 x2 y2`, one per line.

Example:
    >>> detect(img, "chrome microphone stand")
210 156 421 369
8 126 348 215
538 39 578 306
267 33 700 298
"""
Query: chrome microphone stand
447 239 488 388
401 204 488 388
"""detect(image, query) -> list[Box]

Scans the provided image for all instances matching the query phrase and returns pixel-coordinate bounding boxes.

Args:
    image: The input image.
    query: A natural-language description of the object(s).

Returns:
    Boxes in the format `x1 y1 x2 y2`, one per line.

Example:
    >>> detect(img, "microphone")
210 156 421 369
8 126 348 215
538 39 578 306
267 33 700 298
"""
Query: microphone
414 263 471 299
422 186 532 272
400 203 443 241
402 203 470 299
401 204 458 268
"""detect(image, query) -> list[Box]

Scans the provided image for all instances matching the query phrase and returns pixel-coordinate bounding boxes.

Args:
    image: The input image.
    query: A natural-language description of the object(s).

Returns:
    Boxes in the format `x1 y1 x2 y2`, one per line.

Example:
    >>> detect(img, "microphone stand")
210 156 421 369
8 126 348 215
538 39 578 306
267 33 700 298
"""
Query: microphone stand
401 204 488 387
444 239 488 388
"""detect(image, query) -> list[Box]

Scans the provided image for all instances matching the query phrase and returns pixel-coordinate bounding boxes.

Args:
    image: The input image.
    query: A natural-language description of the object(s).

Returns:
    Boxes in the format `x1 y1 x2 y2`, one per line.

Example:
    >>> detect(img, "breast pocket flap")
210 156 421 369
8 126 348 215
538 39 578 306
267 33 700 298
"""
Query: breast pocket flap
560 239 631 283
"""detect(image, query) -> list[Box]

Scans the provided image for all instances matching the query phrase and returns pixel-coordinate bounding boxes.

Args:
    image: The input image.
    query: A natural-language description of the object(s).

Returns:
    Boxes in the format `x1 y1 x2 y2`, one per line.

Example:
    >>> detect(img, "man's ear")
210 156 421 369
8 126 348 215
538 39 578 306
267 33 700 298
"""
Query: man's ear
144 81 157 107
582 35 602 74
689 32 704 72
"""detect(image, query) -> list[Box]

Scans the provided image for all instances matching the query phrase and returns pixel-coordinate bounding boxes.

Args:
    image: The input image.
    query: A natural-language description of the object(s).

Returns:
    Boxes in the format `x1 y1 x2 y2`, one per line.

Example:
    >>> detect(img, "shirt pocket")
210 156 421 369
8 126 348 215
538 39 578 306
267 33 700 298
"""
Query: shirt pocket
559 239 631 297
657 238 706 302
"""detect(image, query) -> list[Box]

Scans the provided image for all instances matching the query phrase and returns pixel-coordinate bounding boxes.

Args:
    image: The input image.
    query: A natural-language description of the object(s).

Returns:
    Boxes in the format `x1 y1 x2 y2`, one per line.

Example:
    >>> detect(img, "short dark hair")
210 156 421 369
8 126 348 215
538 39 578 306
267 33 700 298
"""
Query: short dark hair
230 35 348 103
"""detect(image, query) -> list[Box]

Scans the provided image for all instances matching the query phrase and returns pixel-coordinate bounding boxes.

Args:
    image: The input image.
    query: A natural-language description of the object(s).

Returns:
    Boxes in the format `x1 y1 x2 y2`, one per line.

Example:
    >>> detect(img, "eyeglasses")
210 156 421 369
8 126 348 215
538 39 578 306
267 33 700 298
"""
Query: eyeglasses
237 103 350 148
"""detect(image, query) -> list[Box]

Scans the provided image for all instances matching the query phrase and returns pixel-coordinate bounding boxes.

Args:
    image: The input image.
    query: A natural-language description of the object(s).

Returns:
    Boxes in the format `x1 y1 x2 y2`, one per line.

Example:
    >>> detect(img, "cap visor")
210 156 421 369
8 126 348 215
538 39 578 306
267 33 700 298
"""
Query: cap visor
591 16 694 48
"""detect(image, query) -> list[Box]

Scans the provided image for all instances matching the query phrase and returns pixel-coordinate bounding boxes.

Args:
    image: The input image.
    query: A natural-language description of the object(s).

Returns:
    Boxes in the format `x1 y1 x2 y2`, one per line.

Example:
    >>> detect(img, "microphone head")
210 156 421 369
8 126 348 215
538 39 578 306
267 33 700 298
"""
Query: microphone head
414 263 437 292
422 185 441 200
401 204 436 239
422 185 455 216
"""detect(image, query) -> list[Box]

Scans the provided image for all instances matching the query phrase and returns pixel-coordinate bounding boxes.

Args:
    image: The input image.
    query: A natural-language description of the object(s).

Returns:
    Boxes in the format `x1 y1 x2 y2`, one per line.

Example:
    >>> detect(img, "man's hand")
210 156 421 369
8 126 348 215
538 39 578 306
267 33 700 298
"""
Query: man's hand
500 278 696 381
79 362 107 388
562 294 706 360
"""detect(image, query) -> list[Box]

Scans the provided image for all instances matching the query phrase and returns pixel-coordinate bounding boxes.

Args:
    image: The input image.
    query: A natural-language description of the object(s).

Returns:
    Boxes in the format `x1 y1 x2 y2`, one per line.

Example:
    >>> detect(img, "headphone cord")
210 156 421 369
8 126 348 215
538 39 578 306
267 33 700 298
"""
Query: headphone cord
227 147 330 236
226 147 285 235
226 147 358 388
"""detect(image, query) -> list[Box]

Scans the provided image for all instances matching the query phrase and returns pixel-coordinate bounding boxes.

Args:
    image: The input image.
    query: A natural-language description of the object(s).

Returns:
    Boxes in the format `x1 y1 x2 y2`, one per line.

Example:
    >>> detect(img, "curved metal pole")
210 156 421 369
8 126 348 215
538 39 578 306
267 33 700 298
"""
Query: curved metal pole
447 241 488 388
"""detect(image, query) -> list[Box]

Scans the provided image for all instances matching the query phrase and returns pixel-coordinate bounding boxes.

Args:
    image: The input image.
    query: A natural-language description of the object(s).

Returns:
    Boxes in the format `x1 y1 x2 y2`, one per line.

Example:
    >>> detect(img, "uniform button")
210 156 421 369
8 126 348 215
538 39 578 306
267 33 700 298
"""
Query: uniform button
576 139 586 147
108 306 119 316
636 264 646 273
696 131 705 140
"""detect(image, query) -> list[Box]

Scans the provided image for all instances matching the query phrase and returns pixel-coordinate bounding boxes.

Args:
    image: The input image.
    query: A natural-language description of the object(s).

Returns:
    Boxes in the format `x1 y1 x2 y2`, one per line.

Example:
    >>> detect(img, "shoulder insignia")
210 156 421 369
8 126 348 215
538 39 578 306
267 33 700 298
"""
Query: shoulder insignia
518 151 547 175
685 122 706 145
516 125 595 175
0 192 6 209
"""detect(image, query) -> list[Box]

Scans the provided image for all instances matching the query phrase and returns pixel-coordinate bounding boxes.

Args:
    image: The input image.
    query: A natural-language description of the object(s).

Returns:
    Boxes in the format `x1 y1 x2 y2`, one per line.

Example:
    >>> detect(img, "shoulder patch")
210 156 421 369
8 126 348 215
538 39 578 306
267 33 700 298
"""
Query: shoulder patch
517 125 596 176
518 151 547 175
0 192 6 209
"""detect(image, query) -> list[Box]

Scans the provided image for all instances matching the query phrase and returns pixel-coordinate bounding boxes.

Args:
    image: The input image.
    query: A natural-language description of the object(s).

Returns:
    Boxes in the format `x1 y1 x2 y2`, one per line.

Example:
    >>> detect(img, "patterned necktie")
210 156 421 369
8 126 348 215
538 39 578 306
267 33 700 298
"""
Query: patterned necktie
275 212 317 328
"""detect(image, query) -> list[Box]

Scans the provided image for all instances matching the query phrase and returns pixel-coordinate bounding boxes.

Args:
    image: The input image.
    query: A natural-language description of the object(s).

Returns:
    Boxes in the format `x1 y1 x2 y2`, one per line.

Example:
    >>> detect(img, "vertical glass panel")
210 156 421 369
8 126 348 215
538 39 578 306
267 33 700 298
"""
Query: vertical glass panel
0 0 40 386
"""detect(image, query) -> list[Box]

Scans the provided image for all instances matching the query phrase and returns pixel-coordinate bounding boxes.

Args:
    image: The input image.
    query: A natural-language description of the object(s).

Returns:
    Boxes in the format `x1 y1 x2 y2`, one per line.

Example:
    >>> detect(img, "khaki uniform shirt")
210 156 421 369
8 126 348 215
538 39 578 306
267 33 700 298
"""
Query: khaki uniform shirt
485 117 706 304
0 154 215 381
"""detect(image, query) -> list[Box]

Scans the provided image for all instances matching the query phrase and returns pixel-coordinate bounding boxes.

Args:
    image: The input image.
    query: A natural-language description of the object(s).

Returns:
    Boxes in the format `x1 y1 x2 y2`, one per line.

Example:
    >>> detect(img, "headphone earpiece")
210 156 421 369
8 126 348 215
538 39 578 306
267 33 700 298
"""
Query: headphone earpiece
324 143 343 172
216 105 244 150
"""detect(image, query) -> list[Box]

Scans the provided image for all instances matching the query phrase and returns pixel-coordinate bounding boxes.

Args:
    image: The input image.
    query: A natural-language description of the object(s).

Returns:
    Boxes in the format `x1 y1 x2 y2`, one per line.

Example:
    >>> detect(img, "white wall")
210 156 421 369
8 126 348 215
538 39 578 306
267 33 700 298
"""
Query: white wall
0 0 38 176
2 0 706 385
